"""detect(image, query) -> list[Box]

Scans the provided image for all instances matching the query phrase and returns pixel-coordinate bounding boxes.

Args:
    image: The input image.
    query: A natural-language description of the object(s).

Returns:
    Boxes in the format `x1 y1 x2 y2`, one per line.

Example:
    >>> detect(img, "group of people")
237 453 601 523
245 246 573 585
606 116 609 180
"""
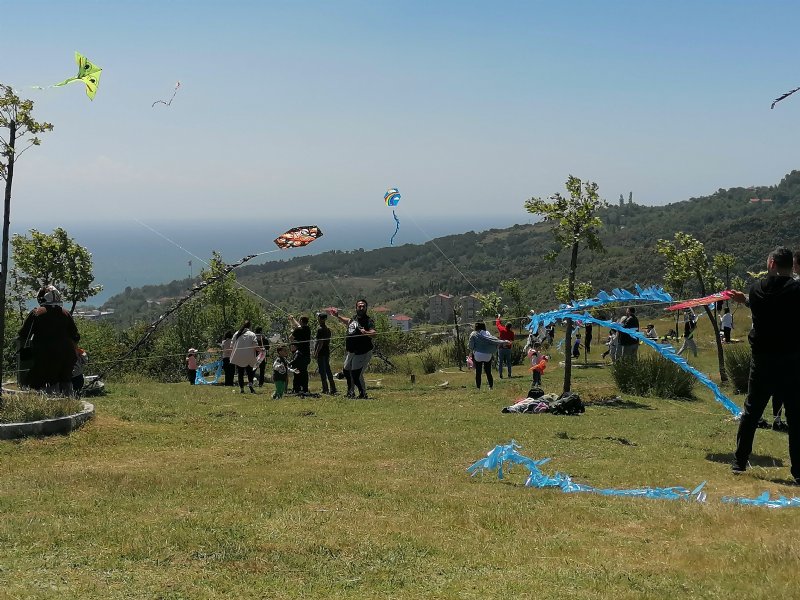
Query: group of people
186 300 377 399
16 285 88 396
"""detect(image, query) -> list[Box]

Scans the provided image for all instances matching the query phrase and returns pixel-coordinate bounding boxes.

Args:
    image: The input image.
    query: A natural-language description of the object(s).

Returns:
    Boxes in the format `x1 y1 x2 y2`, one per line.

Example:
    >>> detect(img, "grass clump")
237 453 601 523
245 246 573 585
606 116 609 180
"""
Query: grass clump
724 344 751 394
0 392 83 424
611 354 695 399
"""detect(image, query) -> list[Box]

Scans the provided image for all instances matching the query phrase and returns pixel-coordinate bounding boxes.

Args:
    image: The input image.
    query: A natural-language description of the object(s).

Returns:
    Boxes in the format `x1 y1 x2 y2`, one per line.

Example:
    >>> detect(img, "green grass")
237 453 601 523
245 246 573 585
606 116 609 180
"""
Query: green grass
1 318 796 599
0 392 83 424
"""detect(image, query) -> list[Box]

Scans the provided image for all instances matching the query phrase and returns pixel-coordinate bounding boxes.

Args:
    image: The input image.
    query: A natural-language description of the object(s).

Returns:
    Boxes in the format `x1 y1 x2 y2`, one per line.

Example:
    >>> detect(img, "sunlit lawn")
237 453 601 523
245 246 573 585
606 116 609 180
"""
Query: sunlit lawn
1 318 798 599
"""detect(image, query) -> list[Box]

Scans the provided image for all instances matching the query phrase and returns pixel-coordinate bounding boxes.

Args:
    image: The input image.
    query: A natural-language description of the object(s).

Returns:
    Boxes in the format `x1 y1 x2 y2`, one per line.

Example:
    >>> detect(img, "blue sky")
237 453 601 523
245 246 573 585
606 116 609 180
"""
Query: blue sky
4 0 800 228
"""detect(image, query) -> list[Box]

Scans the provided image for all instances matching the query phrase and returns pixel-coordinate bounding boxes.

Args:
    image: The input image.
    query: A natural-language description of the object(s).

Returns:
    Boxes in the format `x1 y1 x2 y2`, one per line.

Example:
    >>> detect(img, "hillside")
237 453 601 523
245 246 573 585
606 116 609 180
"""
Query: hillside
104 171 800 325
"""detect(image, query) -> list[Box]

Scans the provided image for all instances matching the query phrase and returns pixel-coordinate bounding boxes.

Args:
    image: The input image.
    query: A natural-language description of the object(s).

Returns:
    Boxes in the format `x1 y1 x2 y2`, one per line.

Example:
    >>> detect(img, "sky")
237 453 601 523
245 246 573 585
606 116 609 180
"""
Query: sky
3 0 800 232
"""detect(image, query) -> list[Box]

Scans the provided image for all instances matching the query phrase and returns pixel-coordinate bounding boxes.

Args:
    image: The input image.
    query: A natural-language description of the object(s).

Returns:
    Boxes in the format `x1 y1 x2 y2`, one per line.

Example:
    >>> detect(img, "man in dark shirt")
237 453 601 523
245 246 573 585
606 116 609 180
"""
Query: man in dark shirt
616 307 640 360
730 247 800 482
314 312 336 395
331 299 376 398
289 315 312 393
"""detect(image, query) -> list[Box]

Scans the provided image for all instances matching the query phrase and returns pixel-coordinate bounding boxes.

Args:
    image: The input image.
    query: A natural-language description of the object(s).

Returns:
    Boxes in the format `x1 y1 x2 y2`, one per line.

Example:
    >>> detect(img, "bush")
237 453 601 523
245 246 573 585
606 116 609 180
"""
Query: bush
611 354 695 399
420 347 442 374
724 344 751 394
0 392 83 424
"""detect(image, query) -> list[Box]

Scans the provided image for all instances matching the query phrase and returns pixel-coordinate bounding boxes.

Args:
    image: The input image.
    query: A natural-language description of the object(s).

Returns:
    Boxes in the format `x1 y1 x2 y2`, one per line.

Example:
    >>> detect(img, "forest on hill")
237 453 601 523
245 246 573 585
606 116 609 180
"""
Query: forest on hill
104 171 800 326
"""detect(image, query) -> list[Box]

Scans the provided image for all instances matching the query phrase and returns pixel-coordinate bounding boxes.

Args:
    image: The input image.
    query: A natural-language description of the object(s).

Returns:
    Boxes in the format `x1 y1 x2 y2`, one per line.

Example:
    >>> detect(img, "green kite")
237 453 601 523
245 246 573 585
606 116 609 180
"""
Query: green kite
53 52 102 100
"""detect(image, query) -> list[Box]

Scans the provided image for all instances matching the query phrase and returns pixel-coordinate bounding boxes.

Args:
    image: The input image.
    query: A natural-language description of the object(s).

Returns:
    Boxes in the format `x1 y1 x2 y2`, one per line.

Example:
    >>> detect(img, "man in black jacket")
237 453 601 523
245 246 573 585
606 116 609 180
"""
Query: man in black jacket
730 247 800 482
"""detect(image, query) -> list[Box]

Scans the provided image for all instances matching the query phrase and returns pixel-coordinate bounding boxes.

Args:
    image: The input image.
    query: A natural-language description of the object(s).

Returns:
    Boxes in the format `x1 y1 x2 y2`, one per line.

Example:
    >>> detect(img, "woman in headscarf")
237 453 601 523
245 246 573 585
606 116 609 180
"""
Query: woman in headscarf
230 319 259 394
17 285 80 394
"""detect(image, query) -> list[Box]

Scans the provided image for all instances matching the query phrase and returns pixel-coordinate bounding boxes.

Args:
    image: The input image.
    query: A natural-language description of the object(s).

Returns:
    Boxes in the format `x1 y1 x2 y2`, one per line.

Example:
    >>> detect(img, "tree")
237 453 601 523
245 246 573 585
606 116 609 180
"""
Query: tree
200 251 240 330
656 232 727 383
499 278 527 323
713 252 737 309
553 278 593 305
525 175 606 393
10 228 102 314
477 291 505 319
0 85 53 395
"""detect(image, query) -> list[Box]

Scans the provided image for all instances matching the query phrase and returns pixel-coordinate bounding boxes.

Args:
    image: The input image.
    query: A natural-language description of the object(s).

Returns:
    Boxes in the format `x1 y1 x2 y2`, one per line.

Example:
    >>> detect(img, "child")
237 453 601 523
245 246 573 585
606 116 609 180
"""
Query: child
571 333 582 359
601 331 617 360
72 347 88 396
530 354 549 386
272 345 295 399
528 342 543 386
185 348 198 385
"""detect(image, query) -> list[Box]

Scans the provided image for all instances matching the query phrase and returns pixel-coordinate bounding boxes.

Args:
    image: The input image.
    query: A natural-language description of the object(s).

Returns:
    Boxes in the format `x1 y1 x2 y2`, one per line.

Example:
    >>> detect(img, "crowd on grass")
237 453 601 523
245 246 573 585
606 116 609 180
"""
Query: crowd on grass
14 244 800 485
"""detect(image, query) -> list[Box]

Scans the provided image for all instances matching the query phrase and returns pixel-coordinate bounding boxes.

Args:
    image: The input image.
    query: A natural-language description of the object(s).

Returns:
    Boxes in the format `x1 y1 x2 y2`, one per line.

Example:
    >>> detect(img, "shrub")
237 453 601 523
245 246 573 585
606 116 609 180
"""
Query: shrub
420 347 442 374
0 392 83 424
611 354 695 399
724 344 751 394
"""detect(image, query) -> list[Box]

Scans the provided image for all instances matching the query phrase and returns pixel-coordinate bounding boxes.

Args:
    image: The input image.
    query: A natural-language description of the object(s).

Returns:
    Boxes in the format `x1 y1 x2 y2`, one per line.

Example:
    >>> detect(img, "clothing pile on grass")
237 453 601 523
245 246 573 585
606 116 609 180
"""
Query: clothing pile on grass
502 387 585 415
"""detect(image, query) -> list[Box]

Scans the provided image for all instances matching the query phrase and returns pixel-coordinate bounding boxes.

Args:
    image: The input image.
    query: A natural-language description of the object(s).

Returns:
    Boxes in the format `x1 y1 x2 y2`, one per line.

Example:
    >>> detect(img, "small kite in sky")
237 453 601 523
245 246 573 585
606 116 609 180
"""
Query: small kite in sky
152 81 181 107
665 290 733 312
273 225 323 249
385 188 401 245
771 85 800 109
52 52 102 100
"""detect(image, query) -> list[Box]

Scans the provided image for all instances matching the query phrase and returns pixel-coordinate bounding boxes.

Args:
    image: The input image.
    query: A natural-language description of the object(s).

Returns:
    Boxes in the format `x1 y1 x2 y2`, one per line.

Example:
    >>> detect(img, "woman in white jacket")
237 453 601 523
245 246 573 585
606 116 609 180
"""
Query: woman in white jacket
230 319 259 393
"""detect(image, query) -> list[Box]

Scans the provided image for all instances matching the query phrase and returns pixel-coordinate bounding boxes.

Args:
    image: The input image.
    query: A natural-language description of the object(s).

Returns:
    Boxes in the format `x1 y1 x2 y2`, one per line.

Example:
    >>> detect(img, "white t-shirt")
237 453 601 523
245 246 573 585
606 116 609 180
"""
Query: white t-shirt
720 313 733 329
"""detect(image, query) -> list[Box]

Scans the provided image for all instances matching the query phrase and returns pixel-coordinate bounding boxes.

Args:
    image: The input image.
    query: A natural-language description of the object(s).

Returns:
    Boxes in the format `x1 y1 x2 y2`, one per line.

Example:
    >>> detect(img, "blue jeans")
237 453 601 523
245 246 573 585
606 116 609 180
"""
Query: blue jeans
498 347 512 377
317 353 336 393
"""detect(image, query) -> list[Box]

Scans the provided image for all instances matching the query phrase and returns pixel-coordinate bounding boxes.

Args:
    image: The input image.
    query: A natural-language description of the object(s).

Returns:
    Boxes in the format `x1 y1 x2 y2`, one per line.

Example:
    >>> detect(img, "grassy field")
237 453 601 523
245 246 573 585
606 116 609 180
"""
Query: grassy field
2 323 799 599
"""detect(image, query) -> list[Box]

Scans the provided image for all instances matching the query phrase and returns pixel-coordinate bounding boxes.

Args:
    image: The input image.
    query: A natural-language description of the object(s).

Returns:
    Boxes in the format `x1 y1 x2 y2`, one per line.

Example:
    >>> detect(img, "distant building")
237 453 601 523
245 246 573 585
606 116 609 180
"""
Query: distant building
459 295 483 322
429 293 454 324
749 198 760 203
390 314 413 331
372 305 391 314
74 308 115 320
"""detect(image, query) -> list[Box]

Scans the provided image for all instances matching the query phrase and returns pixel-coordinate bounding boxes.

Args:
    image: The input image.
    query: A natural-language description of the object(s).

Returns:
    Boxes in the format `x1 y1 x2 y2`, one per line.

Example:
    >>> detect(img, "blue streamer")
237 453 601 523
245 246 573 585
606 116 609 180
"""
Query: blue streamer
533 285 674 318
528 309 741 417
721 492 800 509
195 359 224 385
390 210 400 245
468 442 706 503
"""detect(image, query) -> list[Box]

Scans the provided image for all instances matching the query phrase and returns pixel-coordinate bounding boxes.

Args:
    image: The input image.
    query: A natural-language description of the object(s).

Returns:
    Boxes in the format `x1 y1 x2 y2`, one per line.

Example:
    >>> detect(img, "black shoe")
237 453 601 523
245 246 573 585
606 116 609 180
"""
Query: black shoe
357 393 369 399
773 419 789 432
249 384 256 394
346 391 355 398
731 461 747 474
240 388 245 394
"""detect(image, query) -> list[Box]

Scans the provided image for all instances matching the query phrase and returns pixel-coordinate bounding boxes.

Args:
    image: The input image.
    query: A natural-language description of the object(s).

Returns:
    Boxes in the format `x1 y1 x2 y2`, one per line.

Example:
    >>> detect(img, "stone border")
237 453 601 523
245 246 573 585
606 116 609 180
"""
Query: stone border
0 401 94 440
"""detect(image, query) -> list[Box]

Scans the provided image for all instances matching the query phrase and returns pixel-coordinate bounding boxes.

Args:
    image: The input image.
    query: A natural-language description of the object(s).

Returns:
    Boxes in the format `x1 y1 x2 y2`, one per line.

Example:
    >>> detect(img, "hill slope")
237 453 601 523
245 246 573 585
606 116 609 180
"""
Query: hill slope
105 171 800 324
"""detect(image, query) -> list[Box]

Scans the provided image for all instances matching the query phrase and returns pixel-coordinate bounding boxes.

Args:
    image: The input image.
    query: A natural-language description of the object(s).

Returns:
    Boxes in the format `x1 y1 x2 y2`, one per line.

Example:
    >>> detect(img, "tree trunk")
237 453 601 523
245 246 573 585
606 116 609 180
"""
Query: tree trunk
563 239 579 394
703 304 728 383
0 120 16 398
453 307 463 371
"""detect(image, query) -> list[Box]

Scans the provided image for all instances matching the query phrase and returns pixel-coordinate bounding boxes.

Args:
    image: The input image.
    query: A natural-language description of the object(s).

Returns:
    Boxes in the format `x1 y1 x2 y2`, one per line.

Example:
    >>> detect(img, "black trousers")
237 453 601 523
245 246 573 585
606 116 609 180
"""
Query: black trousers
735 351 800 478
475 359 493 389
236 365 255 389
223 358 234 386
723 327 732 343
292 354 310 393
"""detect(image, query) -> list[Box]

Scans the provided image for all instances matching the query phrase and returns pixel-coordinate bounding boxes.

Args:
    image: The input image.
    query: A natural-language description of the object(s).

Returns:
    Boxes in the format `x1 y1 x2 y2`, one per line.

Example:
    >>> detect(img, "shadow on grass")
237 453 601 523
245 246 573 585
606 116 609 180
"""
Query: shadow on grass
705 452 785 468
584 398 653 410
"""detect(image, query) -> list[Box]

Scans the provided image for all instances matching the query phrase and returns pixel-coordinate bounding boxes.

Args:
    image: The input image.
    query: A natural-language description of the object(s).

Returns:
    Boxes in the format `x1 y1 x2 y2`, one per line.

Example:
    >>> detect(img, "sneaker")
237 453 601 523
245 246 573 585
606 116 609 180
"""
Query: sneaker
731 461 747 474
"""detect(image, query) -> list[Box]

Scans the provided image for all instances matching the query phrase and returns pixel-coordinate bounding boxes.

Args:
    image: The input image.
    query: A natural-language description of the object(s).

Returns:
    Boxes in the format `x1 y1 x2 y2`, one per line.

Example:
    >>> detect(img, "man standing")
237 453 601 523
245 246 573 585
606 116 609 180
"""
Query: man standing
495 315 515 378
615 307 640 360
314 312 337 395
289 315 312 394
730 247 800 482
331 299 376 398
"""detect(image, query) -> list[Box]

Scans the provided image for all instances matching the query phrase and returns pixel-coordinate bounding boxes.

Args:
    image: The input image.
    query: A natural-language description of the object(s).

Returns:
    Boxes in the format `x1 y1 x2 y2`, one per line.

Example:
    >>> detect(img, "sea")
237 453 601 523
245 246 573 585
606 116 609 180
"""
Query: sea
12 215 529 306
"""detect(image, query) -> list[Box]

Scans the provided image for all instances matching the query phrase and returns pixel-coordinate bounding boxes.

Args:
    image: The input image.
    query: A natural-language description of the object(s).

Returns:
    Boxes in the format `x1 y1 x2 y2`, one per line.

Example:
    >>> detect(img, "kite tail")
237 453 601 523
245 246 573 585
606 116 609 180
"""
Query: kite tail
390 210 400 245
95 253 258 381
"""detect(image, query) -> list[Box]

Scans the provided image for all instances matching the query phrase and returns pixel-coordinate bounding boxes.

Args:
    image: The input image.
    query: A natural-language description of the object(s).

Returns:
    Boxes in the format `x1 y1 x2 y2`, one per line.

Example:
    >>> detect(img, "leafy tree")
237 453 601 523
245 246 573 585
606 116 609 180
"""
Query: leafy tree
499 278 528 322
200 251 239 330
476 291 505 319
713 252 737 308
11 228 102 314
554 278 593 305
0 85 53 394
656 232 727 382
525 175 606 393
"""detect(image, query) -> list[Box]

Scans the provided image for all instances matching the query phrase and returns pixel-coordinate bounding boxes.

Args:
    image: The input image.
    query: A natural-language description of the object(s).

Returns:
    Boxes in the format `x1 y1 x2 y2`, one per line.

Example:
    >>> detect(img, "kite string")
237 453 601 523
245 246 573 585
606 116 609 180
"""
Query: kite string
133 219 288 315
405 213 481 295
